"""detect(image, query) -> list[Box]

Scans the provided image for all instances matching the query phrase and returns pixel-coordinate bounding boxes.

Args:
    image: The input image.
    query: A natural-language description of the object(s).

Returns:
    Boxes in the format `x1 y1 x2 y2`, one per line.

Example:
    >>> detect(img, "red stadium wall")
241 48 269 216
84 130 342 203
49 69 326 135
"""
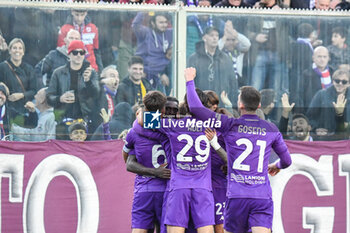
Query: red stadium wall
0 139 347 233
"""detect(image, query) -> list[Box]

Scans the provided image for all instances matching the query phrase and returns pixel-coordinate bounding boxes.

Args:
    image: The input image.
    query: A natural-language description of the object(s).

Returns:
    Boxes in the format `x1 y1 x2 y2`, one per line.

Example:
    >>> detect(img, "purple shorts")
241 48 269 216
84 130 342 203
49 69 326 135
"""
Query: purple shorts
132 191 164 229
213 187 226 225
224 198 273 233
164 188 215 229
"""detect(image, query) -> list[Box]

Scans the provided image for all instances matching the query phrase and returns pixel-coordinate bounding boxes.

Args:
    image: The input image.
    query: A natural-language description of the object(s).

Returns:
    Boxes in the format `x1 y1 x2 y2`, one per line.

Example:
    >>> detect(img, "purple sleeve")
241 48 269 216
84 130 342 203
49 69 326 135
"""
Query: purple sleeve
123 129 135 153
186 80 232 132
131 12 147 39
132 120 166 141
272 132 292 169
102 123 112 140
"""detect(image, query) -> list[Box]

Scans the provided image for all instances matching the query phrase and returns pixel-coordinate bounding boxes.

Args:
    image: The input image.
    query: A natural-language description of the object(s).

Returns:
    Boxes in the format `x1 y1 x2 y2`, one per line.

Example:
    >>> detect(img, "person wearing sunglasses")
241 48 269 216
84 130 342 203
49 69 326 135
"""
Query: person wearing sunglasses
306 68 350 139
46 40 100 140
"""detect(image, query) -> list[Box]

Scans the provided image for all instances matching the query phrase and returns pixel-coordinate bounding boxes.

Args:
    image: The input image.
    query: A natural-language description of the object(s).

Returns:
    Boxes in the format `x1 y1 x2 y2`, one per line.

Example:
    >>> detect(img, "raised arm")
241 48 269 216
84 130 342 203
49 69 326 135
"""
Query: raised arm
185 67 232 132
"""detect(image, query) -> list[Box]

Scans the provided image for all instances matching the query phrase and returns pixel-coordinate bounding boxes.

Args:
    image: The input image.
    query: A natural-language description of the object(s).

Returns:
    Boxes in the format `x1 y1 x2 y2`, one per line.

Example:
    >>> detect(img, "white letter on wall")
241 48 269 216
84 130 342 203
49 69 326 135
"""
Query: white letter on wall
23 154 99 233
0 154 24 232
303 207 334 233
270 154 334 233
339 154 350 233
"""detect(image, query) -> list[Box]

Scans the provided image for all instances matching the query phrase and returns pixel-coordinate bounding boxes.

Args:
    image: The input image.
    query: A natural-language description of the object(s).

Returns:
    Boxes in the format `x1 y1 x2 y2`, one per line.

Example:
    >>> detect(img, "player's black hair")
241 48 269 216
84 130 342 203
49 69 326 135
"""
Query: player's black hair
240 86 261 111
204 90 219 112
143 91 167 112
183 88 209 115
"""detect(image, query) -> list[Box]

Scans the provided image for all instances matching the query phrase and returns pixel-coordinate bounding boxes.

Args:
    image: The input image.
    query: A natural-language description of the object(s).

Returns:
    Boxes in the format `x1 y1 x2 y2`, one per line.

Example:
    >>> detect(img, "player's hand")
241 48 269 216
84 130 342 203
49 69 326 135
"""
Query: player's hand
268 163 280 176
333 93 347 116
154 163 171 179
8 93 24 102
0 35 8 51
100 108 110 124
184 67 196 82
205 128 216 141
83 65 93 82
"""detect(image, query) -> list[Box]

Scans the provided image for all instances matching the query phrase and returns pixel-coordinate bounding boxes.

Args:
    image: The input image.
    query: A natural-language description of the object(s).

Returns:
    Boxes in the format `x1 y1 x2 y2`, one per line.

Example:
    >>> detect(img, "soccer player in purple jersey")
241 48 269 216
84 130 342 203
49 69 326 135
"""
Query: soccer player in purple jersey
184 67 292 233
123 91 171 233
134 90 215 233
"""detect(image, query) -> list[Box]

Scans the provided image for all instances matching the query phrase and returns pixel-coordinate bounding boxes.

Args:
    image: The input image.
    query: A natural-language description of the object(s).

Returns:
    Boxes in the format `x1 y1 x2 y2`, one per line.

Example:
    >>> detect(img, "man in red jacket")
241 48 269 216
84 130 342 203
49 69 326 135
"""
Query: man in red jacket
57 9 102 72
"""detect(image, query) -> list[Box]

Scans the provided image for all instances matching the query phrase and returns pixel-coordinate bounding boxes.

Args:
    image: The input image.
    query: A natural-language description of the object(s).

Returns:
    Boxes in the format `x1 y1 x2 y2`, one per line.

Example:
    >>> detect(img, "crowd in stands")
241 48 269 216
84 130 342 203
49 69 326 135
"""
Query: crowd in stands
0 1 349 141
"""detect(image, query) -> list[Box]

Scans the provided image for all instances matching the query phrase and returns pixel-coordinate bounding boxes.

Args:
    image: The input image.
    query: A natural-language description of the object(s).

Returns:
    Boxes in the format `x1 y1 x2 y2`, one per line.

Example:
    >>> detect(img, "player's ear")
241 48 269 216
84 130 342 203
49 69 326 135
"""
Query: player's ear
258 103 261 109
239 101 245 110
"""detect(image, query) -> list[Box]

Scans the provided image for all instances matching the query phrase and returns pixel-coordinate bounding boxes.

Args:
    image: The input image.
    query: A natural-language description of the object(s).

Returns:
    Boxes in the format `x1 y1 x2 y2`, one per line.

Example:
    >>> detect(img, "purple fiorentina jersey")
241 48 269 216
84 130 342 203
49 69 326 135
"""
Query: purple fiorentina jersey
159 117 212 191
133 118 212 191
186 80 292 199
124 129 167 193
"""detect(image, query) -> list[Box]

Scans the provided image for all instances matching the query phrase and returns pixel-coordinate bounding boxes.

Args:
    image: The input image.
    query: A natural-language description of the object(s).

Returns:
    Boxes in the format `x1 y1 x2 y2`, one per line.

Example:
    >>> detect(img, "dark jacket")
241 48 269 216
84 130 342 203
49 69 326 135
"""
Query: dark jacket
188 41 238 107
115 77 152 107
306 85 350 134
35 46 69 87
46 60 100 122
296 67 334 113
0 59 36 116
91 102 133 140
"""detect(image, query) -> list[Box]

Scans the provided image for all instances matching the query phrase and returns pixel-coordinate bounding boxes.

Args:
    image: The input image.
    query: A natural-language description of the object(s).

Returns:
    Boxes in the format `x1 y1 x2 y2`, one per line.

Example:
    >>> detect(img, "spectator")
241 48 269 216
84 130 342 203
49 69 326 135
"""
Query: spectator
11 87 56 141
35 29 81 87
327 27 350 71
46 40 99 139
0 82 10 140
91 102 133 140
119 0 157 3
218 20 251 87
278 93 314 141
0 38 37 128
314 0 330 9
290 23 322 108
115 56 152 111
186 13 225 58
246 14 289 104
260 88 279 126
215 0 250 7
68 121 88 141
132 12 173 93
307 68 350 138
0 30 7 62
253 0 287 8
57 9 102 72
298 46 333 113
91 65 120 129
188 27 238 108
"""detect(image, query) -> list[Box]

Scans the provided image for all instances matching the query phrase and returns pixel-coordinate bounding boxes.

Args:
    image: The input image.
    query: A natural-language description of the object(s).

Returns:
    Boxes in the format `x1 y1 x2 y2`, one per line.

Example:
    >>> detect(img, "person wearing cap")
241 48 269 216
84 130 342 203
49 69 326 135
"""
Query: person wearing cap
46 40 99 140
35 29 81 87
68 121 87 141
57 9 102 72
11 87 56 142
188 27 238 109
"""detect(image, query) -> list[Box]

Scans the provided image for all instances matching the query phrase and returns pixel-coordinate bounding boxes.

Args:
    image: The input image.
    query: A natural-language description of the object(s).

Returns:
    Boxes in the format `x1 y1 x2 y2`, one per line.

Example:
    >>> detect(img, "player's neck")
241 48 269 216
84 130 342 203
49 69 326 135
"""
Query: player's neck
240 109 256 116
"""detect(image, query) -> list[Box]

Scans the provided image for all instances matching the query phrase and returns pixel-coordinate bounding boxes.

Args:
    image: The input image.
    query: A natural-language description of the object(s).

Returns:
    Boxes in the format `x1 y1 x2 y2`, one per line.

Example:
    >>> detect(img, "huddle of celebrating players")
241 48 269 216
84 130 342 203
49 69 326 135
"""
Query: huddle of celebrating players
122 67 292 233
